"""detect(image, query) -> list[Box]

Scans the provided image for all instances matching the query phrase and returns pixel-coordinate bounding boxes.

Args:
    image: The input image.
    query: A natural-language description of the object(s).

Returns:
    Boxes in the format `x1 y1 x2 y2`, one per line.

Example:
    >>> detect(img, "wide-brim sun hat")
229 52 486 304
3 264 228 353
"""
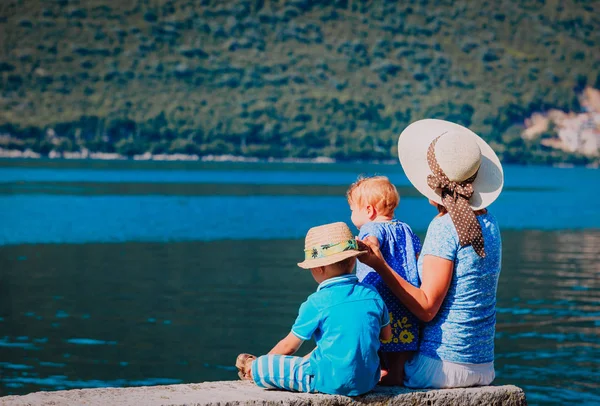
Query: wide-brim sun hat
297 222 366 269
398 119 504 210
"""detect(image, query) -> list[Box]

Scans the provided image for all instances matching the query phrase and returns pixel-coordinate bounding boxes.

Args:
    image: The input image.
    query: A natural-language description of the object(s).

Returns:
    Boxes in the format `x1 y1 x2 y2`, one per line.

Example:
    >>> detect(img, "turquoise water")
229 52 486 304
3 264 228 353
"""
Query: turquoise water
0 160 599 404
0 163 598 245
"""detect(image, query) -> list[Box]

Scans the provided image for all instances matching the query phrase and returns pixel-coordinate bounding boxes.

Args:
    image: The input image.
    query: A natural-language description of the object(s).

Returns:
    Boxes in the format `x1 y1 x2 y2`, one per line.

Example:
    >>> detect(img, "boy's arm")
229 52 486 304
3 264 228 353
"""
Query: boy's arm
268 332 304 356
379 302 392 341
380 323 392 341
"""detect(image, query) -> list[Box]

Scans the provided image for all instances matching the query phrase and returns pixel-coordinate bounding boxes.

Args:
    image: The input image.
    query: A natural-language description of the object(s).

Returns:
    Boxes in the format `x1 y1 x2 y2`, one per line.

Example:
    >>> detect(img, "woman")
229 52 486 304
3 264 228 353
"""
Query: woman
358 119 504 389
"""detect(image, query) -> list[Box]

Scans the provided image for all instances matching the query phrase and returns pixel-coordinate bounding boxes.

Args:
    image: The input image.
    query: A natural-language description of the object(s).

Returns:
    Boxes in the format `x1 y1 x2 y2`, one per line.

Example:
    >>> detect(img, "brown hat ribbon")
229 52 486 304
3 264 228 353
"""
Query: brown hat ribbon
426 136 485 257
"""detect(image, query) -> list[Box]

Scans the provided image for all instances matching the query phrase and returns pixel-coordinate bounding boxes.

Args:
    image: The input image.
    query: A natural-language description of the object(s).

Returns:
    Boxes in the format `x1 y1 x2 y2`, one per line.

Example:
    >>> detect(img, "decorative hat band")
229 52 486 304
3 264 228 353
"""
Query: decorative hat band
304 240 358 261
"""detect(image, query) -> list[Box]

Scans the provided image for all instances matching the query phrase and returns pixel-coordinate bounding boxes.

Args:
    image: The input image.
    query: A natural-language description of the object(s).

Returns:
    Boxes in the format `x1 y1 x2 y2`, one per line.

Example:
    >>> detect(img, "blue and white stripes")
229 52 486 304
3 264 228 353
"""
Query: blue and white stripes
251 355 315 393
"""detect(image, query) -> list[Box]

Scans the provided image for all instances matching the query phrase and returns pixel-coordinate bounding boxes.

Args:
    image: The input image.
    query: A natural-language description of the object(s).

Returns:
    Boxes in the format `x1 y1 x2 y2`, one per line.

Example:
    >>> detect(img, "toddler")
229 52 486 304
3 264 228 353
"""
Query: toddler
236 222 391 396
347 176 421 385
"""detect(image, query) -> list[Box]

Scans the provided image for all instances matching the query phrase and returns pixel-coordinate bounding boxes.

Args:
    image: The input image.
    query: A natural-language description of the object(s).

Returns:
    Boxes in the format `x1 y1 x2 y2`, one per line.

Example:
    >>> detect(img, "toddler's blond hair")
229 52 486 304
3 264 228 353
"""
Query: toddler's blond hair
346 176 399 217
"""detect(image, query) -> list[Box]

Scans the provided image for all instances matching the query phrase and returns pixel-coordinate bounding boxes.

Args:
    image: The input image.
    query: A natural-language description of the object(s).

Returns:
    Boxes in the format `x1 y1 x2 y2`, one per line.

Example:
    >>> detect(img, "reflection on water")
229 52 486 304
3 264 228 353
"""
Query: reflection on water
0 239 314 396
495 230 600 405
0 161 599 403
1 230 599 404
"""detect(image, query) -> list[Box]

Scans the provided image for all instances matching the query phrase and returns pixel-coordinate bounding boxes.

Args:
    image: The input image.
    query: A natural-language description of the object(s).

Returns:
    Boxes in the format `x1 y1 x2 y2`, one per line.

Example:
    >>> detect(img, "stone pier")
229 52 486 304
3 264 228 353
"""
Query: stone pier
0 381 527 405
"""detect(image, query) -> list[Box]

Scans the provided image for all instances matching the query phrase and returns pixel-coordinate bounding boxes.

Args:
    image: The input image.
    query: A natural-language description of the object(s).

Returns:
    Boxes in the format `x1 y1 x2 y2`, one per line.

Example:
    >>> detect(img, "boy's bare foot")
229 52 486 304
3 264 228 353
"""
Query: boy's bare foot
235 353 256 380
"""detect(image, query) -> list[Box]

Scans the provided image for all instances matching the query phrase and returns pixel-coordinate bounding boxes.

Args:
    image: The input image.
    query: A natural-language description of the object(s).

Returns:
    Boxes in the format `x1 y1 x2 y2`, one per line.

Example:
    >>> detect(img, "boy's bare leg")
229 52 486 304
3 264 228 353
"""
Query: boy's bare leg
379 352 412 386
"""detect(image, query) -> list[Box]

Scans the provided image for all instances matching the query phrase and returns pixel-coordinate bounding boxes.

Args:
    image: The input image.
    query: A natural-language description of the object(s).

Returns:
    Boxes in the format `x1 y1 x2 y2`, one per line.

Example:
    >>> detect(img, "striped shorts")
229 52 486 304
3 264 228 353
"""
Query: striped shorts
251 354 316 393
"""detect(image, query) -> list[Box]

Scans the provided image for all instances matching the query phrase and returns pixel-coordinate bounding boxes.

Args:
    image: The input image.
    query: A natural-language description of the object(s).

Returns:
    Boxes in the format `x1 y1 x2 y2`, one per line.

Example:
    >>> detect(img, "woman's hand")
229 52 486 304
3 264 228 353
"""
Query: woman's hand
356 238 386 271
358 236 454 322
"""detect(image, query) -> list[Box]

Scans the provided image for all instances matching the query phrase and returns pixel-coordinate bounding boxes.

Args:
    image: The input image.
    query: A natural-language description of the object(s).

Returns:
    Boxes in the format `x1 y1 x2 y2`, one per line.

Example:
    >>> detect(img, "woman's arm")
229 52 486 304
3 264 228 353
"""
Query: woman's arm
268 332 304 355
358 240 453 322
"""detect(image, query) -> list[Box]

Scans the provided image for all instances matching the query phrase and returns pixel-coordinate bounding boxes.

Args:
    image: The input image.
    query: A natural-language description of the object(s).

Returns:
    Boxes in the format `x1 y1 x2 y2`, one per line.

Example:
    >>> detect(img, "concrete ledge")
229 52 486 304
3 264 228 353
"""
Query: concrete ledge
0 380 527 405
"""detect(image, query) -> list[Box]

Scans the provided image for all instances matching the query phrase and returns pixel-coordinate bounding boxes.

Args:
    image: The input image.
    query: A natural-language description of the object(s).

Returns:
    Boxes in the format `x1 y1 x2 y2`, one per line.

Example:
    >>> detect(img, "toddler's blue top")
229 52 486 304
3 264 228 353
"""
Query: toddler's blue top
356 219 421 285
291 274 389 396
418 212 502 364
356 219 421 351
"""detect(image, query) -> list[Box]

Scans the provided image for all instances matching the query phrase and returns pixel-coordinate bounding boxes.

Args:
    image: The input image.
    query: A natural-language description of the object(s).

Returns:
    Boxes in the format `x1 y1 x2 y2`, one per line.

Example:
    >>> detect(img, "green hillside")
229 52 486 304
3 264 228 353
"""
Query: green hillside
0 0 598 164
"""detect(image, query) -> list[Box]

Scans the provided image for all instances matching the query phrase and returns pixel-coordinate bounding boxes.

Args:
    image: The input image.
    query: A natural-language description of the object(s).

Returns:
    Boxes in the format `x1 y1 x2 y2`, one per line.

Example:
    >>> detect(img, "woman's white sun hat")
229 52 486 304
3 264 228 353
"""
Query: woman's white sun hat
398 119 504 210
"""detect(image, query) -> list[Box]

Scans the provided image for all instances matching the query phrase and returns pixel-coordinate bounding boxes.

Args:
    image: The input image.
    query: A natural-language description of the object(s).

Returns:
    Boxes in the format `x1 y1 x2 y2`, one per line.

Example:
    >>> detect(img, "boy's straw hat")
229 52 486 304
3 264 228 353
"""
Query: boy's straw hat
398 119 504 210
297 222 366 269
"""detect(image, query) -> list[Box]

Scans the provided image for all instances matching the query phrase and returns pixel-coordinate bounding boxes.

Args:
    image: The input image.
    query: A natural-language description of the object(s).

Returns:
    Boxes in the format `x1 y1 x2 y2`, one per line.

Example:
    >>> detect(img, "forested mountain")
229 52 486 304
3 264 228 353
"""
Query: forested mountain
1 0 598 164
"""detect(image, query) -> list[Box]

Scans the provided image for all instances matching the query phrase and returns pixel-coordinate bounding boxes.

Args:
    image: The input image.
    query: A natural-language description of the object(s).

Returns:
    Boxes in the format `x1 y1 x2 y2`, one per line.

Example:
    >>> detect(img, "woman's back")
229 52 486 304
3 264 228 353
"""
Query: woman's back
417 212 502 364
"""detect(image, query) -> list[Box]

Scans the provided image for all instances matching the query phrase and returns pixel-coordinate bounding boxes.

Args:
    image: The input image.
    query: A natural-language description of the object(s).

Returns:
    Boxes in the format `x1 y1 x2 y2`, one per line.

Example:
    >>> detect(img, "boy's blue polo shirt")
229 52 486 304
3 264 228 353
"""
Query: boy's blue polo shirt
291 274 390 396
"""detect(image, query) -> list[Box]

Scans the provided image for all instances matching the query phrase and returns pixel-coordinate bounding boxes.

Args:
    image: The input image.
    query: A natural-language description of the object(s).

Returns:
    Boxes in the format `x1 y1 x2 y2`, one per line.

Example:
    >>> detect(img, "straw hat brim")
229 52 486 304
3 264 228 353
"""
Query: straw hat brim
297 250 365 269
398 119 504 210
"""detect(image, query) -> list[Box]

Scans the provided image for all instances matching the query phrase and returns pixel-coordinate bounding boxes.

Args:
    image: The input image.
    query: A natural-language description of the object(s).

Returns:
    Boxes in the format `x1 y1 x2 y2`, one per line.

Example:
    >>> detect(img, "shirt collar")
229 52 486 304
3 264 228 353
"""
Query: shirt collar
317 274 358 291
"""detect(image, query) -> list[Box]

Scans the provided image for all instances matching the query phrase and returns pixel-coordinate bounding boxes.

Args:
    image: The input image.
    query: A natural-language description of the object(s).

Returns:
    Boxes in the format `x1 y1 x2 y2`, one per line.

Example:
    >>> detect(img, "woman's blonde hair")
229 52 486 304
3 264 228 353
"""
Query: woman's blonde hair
346 176 399 217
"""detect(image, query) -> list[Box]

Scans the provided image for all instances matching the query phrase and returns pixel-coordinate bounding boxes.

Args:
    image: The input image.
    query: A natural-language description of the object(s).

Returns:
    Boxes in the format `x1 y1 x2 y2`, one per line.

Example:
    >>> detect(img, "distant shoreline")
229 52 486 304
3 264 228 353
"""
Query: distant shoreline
0 147 399 166
0 147 598 169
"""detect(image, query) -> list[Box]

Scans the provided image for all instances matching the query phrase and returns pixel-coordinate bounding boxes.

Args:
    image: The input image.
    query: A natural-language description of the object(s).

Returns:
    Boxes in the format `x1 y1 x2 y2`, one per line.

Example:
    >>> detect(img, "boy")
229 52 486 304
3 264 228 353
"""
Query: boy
236 222 391 396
